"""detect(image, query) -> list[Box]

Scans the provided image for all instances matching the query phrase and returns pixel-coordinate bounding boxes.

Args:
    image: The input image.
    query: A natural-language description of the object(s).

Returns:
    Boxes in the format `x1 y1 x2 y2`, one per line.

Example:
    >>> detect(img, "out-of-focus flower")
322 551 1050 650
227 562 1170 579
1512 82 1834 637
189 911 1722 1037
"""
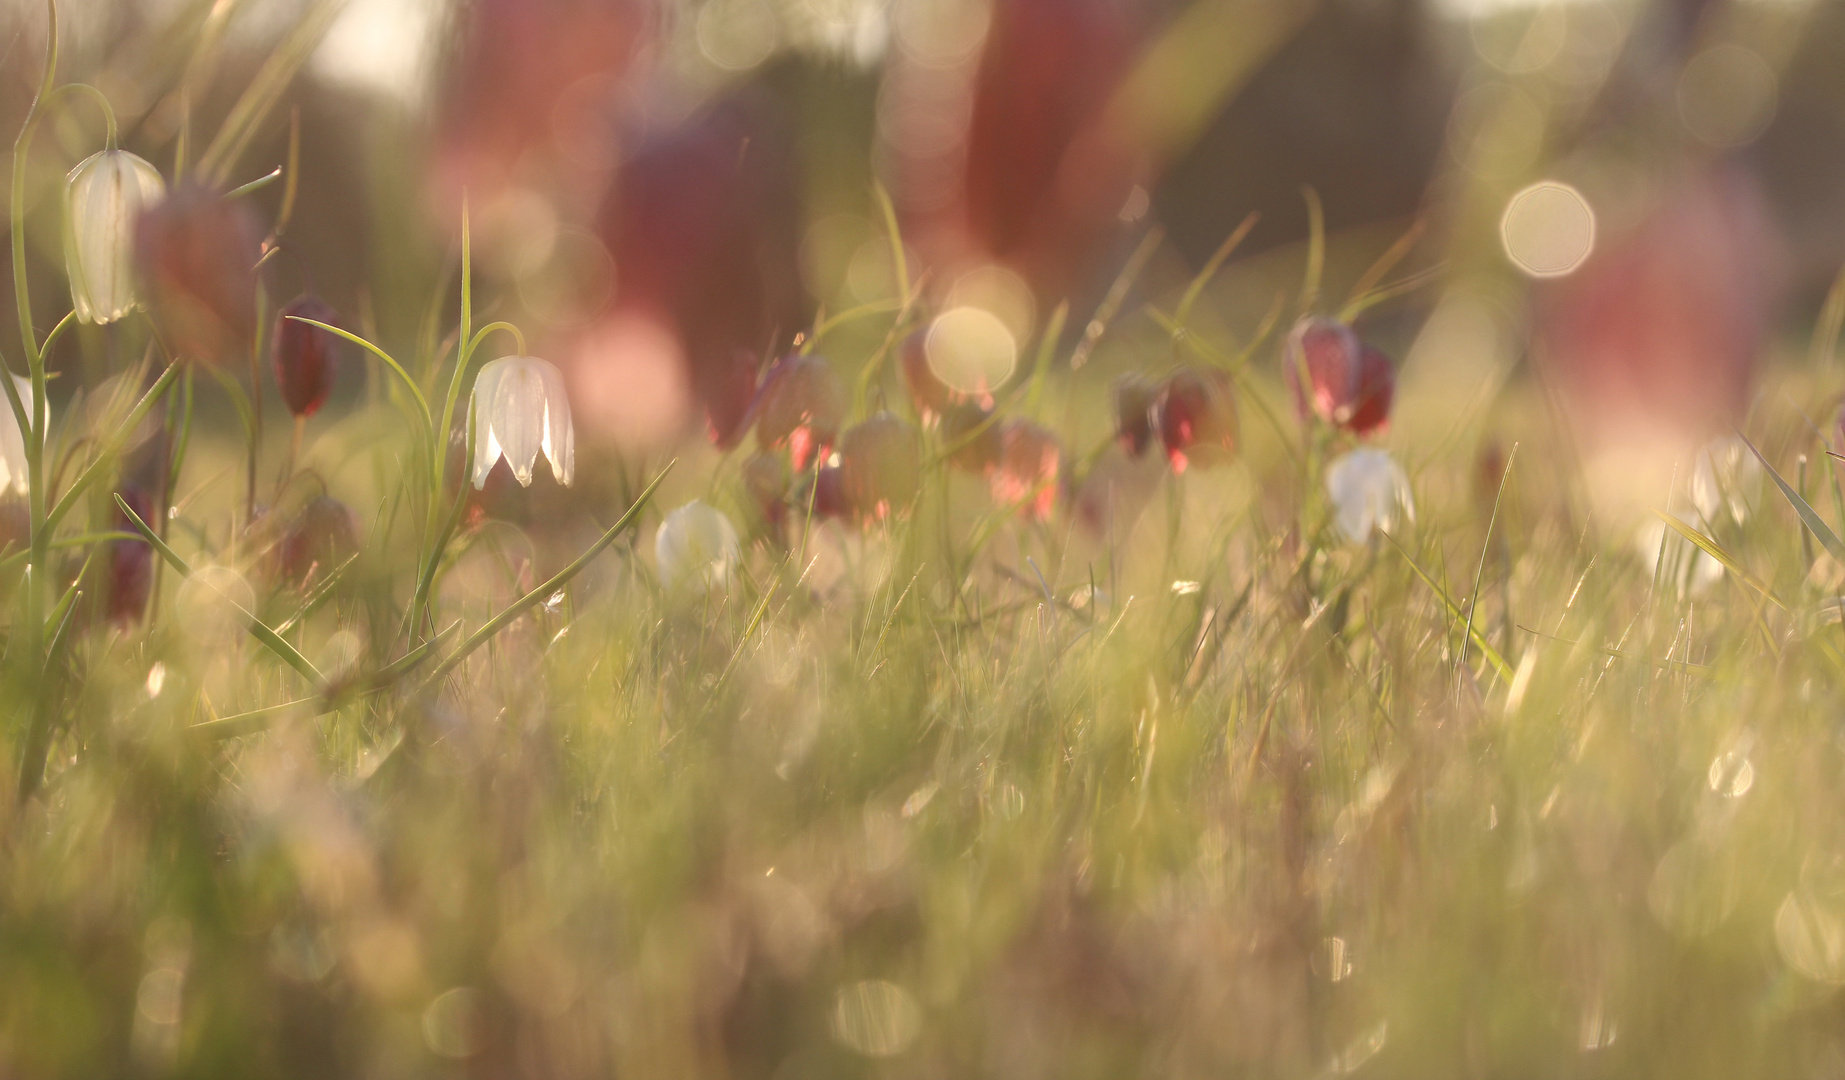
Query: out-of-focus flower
839 413 920 521
64 149 164 324
0 375 32 495
1284 317 1394 436
1113 374 1158 456
432 0 645 216
751 354 845 470
1689 435 1761 527
989 420 1062 520
1155 368 1237 472
1534 162 1779 464
656 500 741 591
470 355 576 489
277 496 360 585
107 487 155 626
1635 510 1723 597
595 88 806 447
808 464 850 520
1326 448 1414 543
273 295 341 419
742 452 791 530
940 401 1004 473
955 0 1144 301
134 183 262 365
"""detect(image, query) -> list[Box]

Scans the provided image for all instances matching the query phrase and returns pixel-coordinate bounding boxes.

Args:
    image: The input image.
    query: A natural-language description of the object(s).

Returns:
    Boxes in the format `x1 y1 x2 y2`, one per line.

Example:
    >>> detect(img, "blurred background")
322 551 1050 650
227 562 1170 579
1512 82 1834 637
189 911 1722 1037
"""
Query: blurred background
3 0 1842 499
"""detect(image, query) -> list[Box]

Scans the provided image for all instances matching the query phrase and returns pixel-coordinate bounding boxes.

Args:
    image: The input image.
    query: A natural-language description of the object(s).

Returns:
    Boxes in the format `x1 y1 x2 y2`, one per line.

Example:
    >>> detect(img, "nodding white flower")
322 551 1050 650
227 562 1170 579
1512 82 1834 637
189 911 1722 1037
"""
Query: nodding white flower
0 375 32 496
655 500 740 591
1690 435 1761 527
1326 447 1414 543
470 355 575 488
64 149 165 324
1636 511 1724 597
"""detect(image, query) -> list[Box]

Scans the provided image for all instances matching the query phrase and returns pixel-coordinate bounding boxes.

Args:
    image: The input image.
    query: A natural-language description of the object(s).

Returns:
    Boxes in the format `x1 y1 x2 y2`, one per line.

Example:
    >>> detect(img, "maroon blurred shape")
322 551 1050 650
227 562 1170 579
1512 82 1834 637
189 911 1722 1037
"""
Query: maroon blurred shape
135 184 262 366
1156 368 1237 472
1534 163 1779 445
1113 374 1158 456
107 488 155 627
742 452 791 529
272 295 341 418
959 0 1144 300
750 354 845 470
839 412 921 521
434 0 646 212
597 88 808 446
278 495 360 585
989 419 1062 520
940 401 1004 473
1283 317 1394 437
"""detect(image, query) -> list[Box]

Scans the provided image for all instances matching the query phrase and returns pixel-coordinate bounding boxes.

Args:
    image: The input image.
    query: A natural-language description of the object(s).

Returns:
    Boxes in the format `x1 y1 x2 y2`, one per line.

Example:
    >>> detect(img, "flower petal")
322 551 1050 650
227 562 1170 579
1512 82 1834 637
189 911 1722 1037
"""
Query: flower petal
535 356 575 487
491 356 546 486
470 358 510 489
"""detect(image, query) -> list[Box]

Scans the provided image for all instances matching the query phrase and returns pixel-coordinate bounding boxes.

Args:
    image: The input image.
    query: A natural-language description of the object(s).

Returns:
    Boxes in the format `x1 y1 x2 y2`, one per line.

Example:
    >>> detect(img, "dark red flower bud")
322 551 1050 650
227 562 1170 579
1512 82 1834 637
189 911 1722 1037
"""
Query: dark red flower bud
989 419 1062 520
278 496 360 585
839 412 921 521
742 451 791 529
1346 343 1395 437
940 401 1003 473
751 354 845 470
106 489 156 626
1113 374 1158 456
134 184 262 365
272 295 341 419
1283 316 1394 435
810 463 850 520
1156 368 1237 472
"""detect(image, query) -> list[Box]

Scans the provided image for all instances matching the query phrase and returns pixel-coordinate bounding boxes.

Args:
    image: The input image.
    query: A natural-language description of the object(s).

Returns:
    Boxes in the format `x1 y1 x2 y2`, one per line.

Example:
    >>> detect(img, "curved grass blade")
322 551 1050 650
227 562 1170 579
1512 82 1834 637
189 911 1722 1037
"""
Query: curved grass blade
114 494 327 688
1653 510 1788 611
286 316 432 432
417 460 674 692
1742 432 1845 564
1385 532 1515 684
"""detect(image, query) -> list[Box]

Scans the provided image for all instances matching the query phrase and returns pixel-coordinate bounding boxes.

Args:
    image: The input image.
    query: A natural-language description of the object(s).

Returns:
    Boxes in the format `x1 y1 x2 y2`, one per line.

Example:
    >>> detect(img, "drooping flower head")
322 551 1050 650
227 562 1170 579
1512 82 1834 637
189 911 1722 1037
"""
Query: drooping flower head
134 183 262 365
272 295 342 419
1155 368 1237 472
1113 374 1158 456
989 419 1062 520
655 500 741 591
1284 316 1394 436
751 353 845 470
65 149 165 324
0 375 32 496
1325 447 1414 544
839 412 921 521
470 355 576 489
277 495 360 585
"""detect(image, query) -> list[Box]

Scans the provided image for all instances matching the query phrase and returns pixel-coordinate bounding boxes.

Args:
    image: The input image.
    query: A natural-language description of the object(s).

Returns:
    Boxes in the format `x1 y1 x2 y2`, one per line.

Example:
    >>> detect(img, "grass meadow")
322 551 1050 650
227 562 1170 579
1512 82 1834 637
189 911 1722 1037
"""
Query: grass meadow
5 0 1845 1077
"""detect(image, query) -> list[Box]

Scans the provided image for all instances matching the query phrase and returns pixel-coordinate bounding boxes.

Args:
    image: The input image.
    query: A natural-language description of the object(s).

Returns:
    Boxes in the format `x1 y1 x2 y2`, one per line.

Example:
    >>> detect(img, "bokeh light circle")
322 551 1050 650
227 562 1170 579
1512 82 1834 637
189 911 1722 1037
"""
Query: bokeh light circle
1500 181 1596 278
925 306 1017 396
1677 44 1778 149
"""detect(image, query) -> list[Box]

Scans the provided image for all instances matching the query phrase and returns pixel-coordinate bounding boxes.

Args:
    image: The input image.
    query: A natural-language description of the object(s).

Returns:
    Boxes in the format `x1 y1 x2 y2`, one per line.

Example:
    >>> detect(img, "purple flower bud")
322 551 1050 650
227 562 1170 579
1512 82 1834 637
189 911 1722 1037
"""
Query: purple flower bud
1113 374 1158 456
1155 368 1237 472
751 354 845 470
272 295 341 419
134 184 262 366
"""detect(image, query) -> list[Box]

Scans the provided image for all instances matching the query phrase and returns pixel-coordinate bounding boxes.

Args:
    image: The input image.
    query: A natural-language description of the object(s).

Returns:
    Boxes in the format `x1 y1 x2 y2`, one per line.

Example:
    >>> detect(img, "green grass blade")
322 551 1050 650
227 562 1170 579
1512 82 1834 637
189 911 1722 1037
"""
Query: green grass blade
1741 433 1845 564
286 317 432 432
1654 510 1788 611
1386 532 1515 684
114 494 327 688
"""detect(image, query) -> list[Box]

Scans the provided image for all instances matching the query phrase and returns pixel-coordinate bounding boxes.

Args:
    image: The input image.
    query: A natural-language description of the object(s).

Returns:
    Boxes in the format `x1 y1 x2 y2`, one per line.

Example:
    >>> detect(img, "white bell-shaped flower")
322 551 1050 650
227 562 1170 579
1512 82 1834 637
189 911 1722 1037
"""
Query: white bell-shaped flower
1689 435 1761 527
64 149 165 324
470 355 575 488
656 500 741 591
0 375 32 496
1326 447 1414 543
